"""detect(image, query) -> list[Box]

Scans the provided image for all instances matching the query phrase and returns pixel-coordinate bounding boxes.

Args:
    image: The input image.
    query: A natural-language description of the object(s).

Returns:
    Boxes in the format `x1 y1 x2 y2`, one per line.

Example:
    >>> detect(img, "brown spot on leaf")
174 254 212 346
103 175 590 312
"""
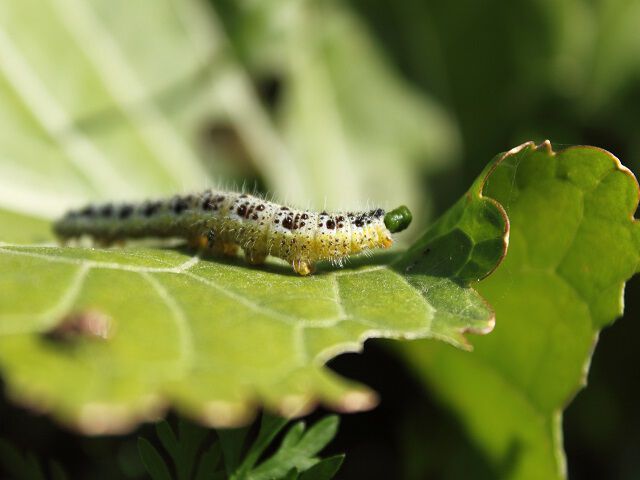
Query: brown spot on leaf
44 310 113 343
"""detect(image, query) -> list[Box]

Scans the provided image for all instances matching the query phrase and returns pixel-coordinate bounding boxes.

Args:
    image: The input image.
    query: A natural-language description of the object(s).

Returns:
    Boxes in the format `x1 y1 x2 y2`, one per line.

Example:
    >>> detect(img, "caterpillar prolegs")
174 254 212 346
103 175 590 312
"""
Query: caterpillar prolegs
53 190 413 275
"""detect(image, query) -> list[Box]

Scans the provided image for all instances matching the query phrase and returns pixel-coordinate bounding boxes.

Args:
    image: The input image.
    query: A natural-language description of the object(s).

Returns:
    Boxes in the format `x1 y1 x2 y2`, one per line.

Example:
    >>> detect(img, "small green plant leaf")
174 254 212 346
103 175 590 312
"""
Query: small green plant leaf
298 455 345 480
291 416 340 459
194 442 223 480
137 437 172 480
151 419 210 480
249 416 341 480
399 141 640 479
176 420 210 480
281 422 306 450
141 414 343 480
283 468 300 480
155 421 179 459
237 414 290 474
218 425 251 476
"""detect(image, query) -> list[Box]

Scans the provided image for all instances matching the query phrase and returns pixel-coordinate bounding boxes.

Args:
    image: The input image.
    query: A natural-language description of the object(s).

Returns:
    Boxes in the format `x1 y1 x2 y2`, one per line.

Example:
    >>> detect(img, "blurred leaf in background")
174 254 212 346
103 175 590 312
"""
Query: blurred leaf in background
212 0 459 227
0 0 460 239
350 0 640 173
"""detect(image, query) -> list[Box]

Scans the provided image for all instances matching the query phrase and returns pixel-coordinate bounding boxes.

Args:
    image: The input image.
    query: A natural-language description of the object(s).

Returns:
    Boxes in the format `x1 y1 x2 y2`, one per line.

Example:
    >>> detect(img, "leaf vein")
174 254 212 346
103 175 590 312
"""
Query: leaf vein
0 263 91 334
140 272 194 373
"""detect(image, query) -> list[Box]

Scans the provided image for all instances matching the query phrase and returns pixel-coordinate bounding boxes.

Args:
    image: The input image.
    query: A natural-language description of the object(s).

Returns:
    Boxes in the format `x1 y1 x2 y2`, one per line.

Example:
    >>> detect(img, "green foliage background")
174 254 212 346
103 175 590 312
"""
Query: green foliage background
1 0 640 479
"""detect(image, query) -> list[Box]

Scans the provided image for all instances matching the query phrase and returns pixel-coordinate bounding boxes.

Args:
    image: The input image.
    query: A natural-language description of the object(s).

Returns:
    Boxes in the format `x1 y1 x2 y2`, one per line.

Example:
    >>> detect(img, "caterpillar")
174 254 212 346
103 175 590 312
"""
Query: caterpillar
53 190 412 275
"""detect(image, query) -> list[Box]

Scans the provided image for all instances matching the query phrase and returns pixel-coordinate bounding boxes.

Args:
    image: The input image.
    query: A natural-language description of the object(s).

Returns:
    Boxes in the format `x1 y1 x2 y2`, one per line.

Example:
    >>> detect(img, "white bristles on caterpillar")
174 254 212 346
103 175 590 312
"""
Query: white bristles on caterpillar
53 190 412 275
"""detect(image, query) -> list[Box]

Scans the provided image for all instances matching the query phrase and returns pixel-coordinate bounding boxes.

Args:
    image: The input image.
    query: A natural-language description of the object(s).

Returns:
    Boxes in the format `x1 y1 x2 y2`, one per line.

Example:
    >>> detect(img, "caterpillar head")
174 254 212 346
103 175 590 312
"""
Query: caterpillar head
384 205 412 233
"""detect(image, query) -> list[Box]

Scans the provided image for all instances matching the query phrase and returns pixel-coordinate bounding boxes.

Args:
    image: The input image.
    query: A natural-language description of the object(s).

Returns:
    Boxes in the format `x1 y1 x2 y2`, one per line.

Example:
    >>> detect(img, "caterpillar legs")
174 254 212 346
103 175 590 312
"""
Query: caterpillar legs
244 248 267 265
188 235 209 249
188 233 315 275
292 259 315 276
189 234 239 257
210 242 239 257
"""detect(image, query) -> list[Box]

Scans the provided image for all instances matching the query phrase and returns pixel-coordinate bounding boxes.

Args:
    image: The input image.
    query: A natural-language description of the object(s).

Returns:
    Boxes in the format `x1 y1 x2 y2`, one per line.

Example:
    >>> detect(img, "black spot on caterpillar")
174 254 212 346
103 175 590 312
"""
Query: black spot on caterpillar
53 190 412 276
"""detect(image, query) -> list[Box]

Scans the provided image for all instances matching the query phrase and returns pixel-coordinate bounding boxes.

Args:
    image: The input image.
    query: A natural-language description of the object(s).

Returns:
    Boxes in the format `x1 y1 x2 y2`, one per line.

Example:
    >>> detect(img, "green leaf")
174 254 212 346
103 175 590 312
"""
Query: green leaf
237 414 289 474
298 455 345 480
137 437 173 480
0 210 52 244
290 415 339 459
0 160 508 433
282 468 300 480
0 173 507 432
0 199 504 433
280 422 306 450
218 425 250 476
0 1 507 432
283 469 300 480
155 421 179 460
152 419 209 480
176 419 210 480
398 141 640 479
194 442 223 480
249 415 340 480
141 414 342 480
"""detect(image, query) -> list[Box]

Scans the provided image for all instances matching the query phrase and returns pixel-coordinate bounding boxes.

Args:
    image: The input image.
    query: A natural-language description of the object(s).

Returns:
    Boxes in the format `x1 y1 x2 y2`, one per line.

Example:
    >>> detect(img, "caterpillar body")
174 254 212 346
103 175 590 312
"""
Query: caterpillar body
53 190 412 275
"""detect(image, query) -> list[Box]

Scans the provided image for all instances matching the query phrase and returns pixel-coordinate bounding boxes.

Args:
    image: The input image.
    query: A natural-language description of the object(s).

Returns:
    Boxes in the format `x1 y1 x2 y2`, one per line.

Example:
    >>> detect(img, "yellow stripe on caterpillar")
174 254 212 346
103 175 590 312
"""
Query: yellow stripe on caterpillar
53 190 412 275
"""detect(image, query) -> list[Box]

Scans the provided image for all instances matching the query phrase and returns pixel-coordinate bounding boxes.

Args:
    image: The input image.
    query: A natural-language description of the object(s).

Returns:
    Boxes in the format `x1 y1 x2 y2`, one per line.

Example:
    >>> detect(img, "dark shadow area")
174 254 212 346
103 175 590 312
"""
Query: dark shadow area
0 378 148 479
564 276 640 480
171 243 403 278
322 341 511 480
398 229 473 279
